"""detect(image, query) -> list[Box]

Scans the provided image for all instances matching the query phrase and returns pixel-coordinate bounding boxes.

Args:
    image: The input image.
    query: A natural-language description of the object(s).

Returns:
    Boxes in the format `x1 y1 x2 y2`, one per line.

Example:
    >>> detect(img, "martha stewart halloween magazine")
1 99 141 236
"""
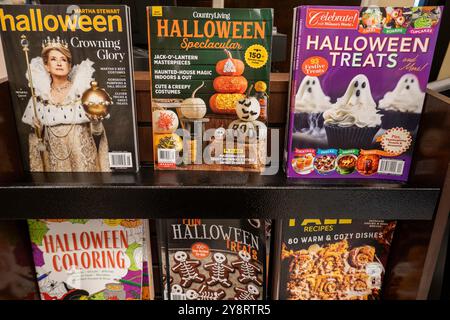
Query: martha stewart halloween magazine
147 7 273 171
0 5 139 172
27 219 152 300
286 6 442 180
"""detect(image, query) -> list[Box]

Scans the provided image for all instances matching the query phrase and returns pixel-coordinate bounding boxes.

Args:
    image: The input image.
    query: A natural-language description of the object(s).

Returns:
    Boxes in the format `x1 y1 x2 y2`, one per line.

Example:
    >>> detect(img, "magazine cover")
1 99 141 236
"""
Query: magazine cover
158 219 266 300
142 219 155 300
0 221 39 300
27 219 145 300
273 218 396 300
0 5 139 172
286 6 442 180
147 6 273 171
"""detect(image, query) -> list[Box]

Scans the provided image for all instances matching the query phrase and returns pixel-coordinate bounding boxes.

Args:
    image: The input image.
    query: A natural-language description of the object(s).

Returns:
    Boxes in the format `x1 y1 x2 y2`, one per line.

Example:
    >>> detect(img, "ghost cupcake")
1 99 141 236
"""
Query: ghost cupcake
323 75 382 149
378 73 425 131
294 76 332 131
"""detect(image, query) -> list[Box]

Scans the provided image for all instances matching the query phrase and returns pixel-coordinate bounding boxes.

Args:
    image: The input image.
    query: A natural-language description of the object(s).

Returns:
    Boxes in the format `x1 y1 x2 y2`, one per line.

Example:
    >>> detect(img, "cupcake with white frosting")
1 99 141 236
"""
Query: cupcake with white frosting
378 73 425 131
294 76 331 131
323 75 382 149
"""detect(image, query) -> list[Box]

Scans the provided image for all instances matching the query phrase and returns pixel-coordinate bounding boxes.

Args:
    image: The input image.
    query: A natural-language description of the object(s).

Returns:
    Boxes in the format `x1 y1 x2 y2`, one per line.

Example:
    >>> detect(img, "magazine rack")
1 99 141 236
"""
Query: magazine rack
0 74 449 299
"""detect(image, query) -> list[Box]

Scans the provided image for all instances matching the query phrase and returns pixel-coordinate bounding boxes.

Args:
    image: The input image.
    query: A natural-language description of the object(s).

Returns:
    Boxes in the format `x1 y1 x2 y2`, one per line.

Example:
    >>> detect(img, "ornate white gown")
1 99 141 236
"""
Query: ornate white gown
22 57 110 172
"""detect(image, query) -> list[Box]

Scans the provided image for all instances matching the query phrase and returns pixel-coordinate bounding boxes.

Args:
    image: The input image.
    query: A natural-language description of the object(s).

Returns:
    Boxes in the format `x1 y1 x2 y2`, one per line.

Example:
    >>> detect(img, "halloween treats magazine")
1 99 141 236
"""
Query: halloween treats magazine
27 219 154 300
147 6 273 172
272 218 396 300
285 6 442 180
157 219 268 300
0 5 139 172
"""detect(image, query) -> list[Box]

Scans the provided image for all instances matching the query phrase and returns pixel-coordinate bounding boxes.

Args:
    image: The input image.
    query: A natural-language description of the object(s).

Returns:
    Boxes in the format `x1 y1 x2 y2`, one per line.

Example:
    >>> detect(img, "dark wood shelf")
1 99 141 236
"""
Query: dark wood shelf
0 169 440 220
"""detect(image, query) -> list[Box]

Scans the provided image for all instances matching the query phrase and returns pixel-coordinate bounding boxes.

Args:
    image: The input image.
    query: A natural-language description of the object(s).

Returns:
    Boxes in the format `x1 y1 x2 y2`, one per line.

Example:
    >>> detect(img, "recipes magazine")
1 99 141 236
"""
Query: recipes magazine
286 6 442 180
0 5 139 172
158 219 267 300
27 219 151 300
273 218 396 300
147 7 273 171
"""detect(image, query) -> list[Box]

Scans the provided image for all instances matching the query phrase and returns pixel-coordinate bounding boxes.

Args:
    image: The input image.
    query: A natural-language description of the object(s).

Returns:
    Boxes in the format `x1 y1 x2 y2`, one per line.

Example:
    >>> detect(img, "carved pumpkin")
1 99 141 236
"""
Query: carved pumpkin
153 109 179 133
213 76 248 93
209 93 245 114
180 82 207 119
153 133 183 154
216 49 245 76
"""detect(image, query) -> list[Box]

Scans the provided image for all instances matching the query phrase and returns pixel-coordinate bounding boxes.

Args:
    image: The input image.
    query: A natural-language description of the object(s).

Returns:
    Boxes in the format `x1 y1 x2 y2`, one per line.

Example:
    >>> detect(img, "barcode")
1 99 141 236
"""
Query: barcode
378 159 404 175
108 152 133 168
170 293 186 300
158 148 176 163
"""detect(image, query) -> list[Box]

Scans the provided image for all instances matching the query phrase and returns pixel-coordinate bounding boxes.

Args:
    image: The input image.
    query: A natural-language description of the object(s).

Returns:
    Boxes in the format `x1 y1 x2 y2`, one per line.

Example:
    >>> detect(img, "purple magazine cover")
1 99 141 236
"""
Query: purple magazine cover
286 6 442 180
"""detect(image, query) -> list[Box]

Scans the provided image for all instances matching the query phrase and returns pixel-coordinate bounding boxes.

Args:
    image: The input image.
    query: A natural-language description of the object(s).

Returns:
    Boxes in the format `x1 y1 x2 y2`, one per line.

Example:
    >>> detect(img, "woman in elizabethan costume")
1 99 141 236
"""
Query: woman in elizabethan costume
22 37 110 172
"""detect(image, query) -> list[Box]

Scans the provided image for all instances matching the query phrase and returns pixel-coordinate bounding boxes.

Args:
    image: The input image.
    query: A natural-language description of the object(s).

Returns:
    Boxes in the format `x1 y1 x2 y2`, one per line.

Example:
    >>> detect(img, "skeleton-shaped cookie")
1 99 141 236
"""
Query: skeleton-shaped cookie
334 74 376 109
234 284 260 300
231 250 262 286
185 285 226 301
168 284 185 300
204 252 234 288
379 73 425 113
295 76 331 112
171 251 205 288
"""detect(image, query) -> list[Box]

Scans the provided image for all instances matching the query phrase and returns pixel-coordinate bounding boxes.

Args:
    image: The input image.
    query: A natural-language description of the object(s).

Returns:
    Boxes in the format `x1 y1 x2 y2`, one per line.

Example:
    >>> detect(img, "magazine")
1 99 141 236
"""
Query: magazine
285 6 442 180
0 5 139 172
147 6 273 171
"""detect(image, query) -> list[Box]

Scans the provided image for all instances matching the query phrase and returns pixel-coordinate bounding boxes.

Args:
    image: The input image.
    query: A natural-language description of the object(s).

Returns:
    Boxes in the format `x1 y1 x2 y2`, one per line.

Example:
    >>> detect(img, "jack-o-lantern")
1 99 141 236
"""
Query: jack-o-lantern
153 109 179 134
213 76 247 93
209 93 245 114
180 82 207 119
154 133 183 152
216 49 245 76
